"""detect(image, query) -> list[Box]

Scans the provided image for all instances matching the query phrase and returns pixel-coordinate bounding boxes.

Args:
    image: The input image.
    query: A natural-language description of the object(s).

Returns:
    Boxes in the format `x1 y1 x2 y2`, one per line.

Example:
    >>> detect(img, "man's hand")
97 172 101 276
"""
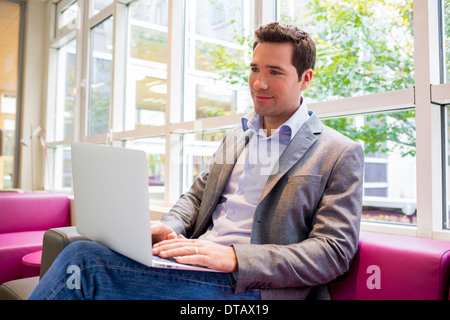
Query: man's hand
152 238 238 273
150 221 177 245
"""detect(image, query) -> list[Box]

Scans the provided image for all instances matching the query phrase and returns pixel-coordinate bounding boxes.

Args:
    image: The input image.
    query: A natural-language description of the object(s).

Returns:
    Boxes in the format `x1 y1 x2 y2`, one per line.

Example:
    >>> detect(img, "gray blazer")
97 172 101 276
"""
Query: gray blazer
161 111 364 300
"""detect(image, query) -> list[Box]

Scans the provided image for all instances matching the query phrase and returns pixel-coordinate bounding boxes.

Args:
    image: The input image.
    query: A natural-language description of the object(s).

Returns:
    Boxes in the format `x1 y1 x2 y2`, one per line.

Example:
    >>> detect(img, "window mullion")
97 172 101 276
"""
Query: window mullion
165 0 185 205
255 0 276 28
413 0 442 238
110 1 128 143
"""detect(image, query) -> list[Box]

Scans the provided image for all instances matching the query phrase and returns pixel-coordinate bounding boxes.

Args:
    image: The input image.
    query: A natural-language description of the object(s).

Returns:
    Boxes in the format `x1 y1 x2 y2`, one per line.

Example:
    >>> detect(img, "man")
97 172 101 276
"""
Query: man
29 22 364 300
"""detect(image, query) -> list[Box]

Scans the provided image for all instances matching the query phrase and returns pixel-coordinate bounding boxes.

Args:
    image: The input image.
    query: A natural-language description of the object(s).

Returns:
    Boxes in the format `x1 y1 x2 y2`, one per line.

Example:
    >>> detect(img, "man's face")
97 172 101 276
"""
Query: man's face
249 42 311 130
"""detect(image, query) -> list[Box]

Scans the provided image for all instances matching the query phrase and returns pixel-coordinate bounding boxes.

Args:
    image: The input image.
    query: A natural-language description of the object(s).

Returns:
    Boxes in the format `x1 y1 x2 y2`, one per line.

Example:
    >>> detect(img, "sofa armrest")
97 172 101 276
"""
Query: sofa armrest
0 276 39 300
40 226 87 278
0 227 86 300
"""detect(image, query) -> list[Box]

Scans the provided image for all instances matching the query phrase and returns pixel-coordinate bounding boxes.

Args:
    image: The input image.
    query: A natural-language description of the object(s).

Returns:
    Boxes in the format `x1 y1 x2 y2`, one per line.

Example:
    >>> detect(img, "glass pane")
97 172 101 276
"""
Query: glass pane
124 0 168 131
59 1 78 28
278 0 414 101
130 0 168 25
181 129 228 193
51 38 76 141
195 83 236 118
184 0 254 121
323 109 417 225
92 0 113 16
124 137 166 202
0 0 20 189
445 105 450 229
130 26 168 64
88 17 113 136
445 0 450 83
0 97 16 189
50 145 72 190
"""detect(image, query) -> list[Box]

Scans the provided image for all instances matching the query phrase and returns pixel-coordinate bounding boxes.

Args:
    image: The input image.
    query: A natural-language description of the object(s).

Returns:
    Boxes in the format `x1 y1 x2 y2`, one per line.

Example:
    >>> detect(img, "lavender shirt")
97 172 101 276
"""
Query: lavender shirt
198 103 310 245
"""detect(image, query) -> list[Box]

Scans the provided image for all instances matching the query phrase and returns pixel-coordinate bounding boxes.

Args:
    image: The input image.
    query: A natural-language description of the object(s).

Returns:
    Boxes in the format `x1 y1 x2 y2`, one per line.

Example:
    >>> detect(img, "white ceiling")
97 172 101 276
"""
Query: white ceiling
0 0 20 94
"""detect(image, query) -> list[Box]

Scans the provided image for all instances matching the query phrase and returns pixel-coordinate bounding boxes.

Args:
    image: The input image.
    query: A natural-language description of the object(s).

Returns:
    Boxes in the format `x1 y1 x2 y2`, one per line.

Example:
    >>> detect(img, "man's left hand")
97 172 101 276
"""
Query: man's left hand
152 237 238 273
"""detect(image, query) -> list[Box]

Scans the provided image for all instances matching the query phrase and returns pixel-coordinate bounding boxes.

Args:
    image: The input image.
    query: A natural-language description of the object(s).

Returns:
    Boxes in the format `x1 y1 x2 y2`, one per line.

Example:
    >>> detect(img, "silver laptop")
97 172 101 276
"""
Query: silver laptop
71 142 222 272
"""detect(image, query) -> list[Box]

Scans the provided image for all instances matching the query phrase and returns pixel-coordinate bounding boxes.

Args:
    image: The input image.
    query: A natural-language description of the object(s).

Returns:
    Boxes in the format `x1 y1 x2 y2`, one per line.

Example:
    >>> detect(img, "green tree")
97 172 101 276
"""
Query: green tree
283 0 416 157
208 0 422 157
301 0 414 99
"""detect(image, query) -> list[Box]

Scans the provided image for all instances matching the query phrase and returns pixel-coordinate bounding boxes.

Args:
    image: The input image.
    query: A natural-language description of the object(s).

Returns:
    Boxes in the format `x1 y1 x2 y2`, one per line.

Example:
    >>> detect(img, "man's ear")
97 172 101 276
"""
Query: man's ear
300 69 314 91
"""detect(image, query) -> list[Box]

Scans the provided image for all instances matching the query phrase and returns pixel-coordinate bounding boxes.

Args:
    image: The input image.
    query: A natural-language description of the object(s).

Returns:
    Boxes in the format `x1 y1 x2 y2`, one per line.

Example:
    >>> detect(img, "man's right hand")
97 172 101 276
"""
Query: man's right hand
150 221 178 245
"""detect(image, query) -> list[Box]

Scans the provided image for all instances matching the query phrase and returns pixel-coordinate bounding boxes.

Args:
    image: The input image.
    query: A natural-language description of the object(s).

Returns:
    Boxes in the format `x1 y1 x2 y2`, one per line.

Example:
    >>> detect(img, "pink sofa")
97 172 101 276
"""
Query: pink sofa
0 193 70 285
1 226 450 299
330 231 450 300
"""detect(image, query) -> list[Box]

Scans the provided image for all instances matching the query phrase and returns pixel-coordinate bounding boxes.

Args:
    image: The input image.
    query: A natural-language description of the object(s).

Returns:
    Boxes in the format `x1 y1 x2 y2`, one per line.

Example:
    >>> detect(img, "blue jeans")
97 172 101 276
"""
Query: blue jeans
28 240 261 300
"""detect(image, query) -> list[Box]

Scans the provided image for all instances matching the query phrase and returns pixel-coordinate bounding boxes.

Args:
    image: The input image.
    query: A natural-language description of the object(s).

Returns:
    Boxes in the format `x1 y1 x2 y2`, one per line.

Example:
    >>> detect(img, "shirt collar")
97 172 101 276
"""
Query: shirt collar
241 100 310 143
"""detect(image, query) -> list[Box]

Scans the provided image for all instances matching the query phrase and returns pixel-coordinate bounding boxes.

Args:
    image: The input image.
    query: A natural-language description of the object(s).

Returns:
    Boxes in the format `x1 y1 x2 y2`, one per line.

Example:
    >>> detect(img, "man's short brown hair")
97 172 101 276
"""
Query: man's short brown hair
253 22 316 81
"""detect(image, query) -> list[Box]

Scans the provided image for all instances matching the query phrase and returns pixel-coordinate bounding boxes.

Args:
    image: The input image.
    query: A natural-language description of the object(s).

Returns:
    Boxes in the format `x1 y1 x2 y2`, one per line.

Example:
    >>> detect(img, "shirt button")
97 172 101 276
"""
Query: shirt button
229 209 235 215
249 164 254 169
238 190 244 195
214 232 219 237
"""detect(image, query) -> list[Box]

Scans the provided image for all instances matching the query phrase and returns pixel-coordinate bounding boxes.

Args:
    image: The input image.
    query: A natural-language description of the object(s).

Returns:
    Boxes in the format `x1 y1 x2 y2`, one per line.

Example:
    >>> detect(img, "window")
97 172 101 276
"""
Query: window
125 136 166 201
123 0 168 130
439 0 450 226
50 38 76 141
91 0 113 16
444 106 450 229
184 0 254 121
278 0 419 228
58 1 78 29
0 0 23 190
438 1 450 230
50 145 72 190
88 17 113 136
0 94 16 189
180 128 228 192
278 0 414 102
324 110 417 226
48 0 82 190
445 0 450 82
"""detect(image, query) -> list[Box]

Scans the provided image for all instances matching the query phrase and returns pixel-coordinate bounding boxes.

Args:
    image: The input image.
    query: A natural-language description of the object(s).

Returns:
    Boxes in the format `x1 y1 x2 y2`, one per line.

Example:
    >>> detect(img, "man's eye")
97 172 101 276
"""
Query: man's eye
251 67 259 72
270 70 280 75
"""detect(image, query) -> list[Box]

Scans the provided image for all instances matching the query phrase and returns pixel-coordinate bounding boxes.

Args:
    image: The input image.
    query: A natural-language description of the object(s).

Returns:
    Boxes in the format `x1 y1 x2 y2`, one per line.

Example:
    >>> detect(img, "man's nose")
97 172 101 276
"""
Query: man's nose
253 75 268 90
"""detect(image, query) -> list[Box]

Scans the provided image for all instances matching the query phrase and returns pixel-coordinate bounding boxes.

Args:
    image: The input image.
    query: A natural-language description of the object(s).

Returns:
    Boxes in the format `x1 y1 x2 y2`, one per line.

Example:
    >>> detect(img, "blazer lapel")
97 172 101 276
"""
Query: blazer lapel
257 112 322 206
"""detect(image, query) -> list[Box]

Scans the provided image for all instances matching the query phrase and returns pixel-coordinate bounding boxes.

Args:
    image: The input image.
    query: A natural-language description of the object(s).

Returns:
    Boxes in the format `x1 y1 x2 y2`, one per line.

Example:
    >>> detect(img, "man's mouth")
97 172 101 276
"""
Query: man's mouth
253 94 274 102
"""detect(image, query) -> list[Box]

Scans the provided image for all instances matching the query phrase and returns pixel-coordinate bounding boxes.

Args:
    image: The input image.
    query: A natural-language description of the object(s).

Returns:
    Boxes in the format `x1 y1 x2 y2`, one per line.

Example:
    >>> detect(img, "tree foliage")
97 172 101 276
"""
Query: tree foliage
302 0 414 100
208 0 422 157
283 0 416 157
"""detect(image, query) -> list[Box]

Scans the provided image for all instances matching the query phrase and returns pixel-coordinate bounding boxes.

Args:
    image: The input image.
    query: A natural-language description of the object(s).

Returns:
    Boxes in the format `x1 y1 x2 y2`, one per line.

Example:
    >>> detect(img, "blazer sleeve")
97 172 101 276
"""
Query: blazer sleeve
232 141 364 293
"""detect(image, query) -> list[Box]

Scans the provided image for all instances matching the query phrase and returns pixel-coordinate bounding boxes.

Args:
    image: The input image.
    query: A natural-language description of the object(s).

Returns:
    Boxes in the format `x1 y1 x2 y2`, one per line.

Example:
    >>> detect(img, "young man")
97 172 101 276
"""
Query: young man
29 22 364 300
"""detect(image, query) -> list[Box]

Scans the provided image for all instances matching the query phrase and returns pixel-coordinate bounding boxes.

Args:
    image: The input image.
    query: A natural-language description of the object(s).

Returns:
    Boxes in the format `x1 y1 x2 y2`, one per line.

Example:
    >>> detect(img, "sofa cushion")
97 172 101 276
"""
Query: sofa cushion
0 193 70 234
330 231 450 300
0 231 45 285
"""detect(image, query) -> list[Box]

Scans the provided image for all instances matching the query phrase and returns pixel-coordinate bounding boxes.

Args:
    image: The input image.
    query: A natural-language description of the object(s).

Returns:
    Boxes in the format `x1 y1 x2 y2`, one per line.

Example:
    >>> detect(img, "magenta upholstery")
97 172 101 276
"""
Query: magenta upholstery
329 231 450 300
0 193 70 285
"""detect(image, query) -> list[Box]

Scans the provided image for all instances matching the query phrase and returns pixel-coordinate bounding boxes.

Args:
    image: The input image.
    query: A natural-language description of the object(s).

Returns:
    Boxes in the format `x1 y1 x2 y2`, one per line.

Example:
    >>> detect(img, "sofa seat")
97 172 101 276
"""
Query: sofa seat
330 231 450 300
0 231 46 285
